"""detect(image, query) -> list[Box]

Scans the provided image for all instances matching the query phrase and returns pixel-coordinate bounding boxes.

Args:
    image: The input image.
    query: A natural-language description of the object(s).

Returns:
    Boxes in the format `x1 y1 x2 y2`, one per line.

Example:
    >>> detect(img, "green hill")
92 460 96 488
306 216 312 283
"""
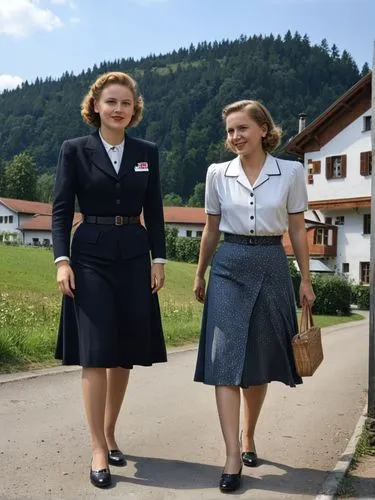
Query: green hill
0 31 365 201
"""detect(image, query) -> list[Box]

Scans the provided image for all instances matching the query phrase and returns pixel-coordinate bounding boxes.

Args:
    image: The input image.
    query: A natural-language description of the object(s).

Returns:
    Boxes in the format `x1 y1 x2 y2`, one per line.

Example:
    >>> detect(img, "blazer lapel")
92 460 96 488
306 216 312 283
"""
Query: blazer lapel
117 134 139 181
84 131 119 181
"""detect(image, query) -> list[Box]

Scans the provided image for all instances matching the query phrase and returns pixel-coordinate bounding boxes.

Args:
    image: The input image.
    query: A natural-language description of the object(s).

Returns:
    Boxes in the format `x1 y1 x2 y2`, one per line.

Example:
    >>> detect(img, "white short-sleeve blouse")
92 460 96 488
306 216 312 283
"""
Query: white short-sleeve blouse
205 154 308 236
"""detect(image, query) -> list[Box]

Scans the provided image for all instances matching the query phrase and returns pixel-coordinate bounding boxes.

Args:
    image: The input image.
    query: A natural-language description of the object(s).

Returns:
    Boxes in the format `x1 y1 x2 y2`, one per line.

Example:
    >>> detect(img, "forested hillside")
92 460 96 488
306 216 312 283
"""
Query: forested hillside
0 31 367 201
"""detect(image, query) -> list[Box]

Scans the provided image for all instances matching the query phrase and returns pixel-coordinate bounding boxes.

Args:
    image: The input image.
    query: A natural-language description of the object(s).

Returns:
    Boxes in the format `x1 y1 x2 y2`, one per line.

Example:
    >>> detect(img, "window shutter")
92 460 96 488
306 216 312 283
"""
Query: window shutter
308 174 314 184
312 160 321 174
360 152 367 175
341 155 347 178
326 157 333 179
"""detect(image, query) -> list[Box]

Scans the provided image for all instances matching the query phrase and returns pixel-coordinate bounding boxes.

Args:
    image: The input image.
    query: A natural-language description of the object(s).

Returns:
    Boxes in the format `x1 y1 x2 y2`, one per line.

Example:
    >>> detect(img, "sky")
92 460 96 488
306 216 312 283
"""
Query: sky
0 0 374 92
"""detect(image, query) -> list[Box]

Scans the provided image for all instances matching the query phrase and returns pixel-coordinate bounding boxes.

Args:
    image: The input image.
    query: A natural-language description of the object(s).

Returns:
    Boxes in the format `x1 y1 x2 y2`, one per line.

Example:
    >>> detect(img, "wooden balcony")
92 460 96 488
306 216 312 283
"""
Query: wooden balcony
283 224 337 258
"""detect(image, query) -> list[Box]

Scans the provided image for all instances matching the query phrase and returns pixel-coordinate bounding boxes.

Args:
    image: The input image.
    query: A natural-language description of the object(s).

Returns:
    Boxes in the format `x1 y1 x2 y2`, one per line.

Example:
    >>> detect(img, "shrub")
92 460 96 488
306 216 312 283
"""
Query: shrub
352 285 370 310
165 226 178 260
312 274 352 315
175 237 200 263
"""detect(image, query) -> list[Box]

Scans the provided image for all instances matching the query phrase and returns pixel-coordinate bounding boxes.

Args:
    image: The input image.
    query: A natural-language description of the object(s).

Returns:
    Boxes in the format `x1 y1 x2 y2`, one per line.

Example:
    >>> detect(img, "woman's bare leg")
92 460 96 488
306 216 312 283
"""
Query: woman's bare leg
215 386 242 473
81 368 108 470
241 384 268 451
104 367 130 450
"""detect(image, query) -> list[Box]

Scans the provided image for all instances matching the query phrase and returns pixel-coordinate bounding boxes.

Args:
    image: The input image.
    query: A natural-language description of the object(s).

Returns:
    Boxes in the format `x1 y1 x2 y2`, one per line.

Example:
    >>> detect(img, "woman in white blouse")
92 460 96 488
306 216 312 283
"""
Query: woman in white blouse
193 99 315 493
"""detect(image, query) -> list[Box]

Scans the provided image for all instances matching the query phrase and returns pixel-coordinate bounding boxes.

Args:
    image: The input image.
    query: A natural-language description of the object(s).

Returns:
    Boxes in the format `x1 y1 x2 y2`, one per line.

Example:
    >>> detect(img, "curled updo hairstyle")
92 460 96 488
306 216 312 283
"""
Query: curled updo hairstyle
81 71 144 128
222 100 282 153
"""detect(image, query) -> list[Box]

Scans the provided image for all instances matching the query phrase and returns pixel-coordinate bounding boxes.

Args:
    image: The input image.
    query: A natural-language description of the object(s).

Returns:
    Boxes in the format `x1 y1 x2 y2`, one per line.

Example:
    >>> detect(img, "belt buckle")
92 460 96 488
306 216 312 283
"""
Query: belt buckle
248 236 254 245
115 215 124 226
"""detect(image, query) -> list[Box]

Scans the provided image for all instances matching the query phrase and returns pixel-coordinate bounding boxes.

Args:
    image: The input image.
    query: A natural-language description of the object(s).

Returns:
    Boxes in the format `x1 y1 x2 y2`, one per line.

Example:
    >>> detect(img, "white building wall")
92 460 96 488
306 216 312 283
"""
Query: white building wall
305 110 372 201
24 230 52 246
166 223 204 237
0 205 19 233
319 209 370 283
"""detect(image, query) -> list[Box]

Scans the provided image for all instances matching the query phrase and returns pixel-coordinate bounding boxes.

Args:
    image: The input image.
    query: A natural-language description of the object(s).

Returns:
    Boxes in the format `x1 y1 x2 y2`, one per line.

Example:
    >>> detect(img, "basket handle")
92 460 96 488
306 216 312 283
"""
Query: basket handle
300 300 314 333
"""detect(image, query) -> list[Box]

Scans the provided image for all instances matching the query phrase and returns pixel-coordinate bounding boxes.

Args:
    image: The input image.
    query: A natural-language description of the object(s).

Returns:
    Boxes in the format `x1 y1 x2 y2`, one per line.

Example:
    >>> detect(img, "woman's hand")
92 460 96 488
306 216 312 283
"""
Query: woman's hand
194 275 206 303
299 279 316 308
56 262 75 298
151 263 165 294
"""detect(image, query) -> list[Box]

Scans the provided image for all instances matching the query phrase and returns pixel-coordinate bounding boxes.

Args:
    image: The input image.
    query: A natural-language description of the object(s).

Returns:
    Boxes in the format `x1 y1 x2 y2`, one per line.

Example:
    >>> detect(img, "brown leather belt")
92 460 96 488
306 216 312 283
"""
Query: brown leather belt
84 215 141 226
224 233 282 245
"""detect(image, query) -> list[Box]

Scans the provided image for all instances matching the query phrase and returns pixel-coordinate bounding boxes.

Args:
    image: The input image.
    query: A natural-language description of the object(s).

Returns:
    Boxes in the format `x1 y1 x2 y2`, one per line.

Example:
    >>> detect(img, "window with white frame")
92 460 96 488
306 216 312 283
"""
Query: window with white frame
360 262 370 284
363 115 372 132
314 228 333 246
335 216 345 226
342 263 349 273
363 214 371 235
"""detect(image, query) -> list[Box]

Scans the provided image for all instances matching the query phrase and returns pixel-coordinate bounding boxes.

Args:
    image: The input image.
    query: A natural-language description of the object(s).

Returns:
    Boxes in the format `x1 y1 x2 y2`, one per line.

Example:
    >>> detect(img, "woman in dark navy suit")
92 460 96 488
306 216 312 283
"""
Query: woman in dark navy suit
52 72 167 488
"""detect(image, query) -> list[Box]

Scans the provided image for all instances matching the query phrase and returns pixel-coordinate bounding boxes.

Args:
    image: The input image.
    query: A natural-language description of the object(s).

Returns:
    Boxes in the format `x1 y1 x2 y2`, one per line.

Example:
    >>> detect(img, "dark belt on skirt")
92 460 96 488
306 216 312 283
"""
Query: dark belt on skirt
84 215 141 226
224 233 282 245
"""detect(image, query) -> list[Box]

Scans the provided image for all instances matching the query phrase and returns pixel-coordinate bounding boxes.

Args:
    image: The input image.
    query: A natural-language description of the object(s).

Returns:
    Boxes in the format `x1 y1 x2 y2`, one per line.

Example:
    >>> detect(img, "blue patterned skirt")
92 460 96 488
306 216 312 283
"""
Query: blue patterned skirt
194 240 302 387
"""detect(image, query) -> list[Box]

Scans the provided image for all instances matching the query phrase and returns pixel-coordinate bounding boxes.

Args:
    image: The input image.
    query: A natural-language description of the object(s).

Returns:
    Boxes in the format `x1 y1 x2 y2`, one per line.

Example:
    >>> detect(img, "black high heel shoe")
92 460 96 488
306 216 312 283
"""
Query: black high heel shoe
240 430 258 467
219 466 242 493
90 467 112 488
242 450 258 467
108 449 127 467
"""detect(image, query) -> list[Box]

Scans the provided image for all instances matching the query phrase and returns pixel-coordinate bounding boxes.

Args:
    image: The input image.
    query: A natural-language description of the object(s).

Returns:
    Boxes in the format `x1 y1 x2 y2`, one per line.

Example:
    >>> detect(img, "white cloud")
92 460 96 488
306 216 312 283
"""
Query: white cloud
0 0 63 37
0 74 24 93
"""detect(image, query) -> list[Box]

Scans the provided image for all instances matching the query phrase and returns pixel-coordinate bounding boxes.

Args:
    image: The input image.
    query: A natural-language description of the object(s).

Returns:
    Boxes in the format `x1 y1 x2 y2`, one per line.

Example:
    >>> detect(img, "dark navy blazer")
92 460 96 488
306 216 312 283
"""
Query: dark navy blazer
52 130 166 261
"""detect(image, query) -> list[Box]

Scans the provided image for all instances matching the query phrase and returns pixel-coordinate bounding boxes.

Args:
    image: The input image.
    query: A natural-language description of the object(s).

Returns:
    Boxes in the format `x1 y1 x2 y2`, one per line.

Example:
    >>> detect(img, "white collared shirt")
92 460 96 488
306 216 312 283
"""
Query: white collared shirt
99 131 124 174
205 154 308 236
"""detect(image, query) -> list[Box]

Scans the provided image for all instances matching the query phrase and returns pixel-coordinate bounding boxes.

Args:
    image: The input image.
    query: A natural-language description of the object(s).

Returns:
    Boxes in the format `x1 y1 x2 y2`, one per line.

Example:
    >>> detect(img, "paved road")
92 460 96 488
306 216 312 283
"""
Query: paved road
0 316 369 500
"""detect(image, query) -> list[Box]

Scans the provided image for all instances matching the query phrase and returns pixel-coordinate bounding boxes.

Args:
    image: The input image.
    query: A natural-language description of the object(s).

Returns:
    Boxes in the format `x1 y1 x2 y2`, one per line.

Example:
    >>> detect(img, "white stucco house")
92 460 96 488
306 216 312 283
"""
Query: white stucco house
0 197 205 246
286 71 372 284
0 197 81 246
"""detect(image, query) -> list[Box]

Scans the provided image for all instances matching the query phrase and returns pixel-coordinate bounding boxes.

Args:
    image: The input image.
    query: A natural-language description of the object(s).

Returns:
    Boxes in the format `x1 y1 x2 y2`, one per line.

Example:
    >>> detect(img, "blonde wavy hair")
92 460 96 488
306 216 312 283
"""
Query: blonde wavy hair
81 72 144 128
222 100 282 153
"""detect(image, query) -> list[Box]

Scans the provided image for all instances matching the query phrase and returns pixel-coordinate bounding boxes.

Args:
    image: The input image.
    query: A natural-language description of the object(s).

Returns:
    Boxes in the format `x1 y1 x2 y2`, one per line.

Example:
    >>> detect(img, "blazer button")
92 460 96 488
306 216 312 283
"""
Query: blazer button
116 199 120 205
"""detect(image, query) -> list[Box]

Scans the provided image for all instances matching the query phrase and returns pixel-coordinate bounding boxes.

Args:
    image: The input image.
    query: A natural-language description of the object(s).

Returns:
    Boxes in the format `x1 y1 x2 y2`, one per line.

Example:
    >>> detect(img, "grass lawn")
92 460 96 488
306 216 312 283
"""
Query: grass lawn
0 244 365 373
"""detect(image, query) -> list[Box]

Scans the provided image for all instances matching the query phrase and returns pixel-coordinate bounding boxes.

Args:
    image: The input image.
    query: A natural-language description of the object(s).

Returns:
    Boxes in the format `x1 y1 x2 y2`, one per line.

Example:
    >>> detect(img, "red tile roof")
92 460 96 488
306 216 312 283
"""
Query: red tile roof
163 207 205 224
0 197 206 226
21 213 82 231
0 197 52 215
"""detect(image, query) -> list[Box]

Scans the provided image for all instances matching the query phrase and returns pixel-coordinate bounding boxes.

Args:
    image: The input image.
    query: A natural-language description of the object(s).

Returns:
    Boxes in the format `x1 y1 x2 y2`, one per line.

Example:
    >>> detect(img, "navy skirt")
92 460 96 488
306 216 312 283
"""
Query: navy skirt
194 239 302 387
55 251 167 368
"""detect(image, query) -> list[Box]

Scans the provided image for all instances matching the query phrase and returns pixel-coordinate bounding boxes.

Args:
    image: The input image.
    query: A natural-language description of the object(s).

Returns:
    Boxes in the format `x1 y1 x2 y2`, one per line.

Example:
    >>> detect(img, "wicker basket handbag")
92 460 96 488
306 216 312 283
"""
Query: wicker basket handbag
292 302 323 377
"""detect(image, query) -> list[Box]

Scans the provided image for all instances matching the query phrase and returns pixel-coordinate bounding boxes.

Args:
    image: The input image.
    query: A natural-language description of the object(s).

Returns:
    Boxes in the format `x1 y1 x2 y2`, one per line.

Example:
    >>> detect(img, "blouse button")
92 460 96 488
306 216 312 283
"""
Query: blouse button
250 201 254 205
250 193 254 197
250 216 254 220
250 230 254 234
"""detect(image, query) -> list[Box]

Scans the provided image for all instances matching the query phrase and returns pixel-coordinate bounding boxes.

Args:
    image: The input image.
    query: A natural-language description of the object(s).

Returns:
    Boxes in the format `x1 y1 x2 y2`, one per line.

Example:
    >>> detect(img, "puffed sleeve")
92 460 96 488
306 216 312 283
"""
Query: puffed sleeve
205 164 221 215
287 162 308 214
